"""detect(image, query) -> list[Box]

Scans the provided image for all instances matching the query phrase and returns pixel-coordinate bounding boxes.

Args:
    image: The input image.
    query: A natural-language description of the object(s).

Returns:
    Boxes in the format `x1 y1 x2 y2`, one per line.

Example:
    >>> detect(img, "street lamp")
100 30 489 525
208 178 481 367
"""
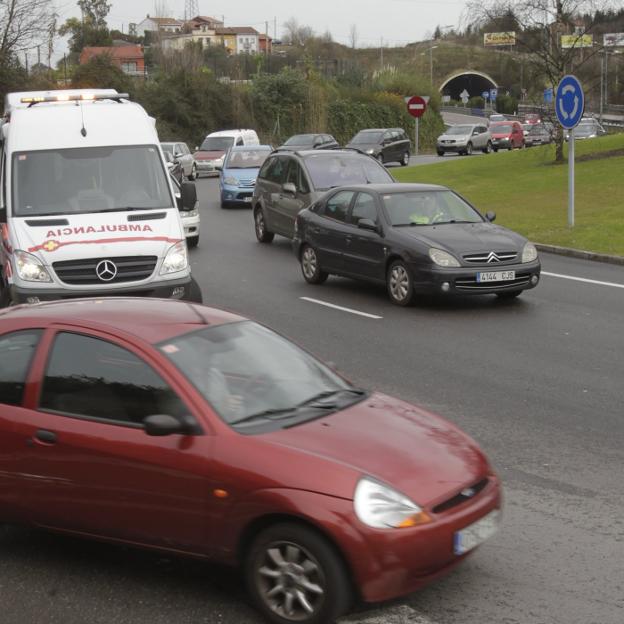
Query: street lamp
421 45 438 86
600 49 621 121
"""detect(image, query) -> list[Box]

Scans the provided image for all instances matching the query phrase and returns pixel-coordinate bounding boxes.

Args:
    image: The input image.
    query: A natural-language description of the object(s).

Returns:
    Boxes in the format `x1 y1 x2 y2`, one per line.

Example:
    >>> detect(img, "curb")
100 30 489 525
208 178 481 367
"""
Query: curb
535 243 624 266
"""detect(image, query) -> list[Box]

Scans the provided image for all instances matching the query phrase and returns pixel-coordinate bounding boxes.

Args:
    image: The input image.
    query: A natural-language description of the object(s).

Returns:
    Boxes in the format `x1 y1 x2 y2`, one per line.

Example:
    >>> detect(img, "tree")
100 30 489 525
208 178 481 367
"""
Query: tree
0 0 56 74
282 17 314 46
71 53 130 92
58 0 112 59
467 0 615 162
77 0 110 29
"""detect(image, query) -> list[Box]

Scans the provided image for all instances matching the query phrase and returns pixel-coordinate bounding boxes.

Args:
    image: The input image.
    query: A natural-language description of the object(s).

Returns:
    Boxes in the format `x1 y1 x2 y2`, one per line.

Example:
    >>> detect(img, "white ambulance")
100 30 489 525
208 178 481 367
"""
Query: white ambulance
0 89 202 306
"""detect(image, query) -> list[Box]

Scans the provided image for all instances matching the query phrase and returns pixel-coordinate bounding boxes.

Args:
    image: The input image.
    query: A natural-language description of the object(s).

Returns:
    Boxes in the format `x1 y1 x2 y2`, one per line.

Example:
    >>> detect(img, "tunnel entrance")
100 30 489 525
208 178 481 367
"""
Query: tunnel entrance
439 71 498 101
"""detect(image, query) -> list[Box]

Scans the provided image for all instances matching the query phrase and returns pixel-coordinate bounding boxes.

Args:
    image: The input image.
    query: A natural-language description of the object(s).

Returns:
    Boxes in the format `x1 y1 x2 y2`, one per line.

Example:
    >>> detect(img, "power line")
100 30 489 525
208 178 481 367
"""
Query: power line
184 0 199 22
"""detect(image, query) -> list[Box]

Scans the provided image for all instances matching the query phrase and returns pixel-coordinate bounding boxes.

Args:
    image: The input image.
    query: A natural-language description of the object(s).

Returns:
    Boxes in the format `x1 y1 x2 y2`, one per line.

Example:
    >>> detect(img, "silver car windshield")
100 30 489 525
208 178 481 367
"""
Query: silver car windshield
12 145 172 217
159 321 352 428
305 154 393 190
446 125 473 135
384 191 483 226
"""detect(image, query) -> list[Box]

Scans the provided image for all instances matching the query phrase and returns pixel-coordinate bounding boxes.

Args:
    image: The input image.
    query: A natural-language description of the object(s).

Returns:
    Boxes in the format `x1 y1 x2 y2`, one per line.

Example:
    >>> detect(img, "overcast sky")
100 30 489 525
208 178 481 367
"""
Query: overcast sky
51 0 471 55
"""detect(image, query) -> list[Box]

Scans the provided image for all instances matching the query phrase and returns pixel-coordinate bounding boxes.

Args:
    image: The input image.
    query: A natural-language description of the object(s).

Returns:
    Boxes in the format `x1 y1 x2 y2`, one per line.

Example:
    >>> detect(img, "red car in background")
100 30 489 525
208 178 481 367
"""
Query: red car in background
523 113 541 125
0 298 501 624
489 121 525 151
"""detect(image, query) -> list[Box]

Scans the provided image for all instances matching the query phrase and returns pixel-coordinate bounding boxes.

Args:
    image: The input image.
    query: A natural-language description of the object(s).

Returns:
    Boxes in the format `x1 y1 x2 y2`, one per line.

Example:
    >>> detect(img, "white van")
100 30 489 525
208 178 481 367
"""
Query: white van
0 89 202 307
193 129 260 176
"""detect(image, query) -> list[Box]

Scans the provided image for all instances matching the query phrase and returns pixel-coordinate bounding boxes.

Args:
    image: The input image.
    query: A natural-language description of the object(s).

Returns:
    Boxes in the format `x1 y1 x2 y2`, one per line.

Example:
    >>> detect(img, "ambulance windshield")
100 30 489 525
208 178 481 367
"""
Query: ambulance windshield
11 145 173 217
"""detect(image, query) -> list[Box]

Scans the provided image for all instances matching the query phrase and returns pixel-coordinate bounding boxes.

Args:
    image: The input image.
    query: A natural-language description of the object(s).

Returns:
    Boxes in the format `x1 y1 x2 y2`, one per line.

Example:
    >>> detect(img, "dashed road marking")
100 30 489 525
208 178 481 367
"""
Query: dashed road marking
542 271 624 290
338 604 437 623
300 296 383 319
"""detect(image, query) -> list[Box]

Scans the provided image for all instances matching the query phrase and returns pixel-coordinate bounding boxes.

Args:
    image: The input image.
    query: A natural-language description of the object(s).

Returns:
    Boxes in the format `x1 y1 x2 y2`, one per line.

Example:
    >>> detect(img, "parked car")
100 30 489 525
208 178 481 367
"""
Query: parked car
194 129 260 176
488 113 507 123
0 297 501 624
565 118 607 140
522 113 541 125
169 171 200 247
161 141 197 180
279 133 340 151
163 150 184 184
252 149 394 243
489 121 525 151
219 145 272 208
346 128 411 166
436 124 492 156
525 124 553 147
293 183 541 305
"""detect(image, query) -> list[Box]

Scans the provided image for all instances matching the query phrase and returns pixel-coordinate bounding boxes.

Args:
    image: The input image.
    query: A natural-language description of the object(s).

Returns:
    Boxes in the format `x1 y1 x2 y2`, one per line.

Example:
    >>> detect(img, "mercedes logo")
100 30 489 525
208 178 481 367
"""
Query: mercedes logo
486 252 500 263
95 259 118 282
460 487 476 498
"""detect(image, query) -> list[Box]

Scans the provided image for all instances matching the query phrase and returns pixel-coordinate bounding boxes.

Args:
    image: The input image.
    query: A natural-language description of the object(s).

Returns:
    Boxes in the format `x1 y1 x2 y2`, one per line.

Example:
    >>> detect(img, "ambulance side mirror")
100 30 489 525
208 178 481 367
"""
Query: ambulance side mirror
0 207 6 222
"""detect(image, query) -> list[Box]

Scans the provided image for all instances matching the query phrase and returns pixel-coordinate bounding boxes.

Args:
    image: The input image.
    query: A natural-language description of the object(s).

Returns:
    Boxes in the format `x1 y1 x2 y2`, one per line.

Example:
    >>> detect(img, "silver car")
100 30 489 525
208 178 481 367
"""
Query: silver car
161 142 197 180
436 124 492 156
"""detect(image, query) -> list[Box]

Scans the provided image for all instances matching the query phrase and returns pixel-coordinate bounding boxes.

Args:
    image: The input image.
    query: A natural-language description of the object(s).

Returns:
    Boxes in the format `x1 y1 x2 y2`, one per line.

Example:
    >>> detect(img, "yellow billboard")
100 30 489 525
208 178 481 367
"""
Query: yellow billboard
561 34 593 49
484 32 516 47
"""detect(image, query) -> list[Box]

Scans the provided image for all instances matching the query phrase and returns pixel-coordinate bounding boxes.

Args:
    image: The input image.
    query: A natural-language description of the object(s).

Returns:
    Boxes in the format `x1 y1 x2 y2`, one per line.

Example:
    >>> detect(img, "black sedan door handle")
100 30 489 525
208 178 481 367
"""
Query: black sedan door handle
34 429 57 444
311 227 321 234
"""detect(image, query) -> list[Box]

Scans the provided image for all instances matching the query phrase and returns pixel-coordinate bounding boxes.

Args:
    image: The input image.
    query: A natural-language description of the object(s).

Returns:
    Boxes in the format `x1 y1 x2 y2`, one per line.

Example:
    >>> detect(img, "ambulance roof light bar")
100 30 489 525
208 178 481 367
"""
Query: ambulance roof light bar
20 93 129 106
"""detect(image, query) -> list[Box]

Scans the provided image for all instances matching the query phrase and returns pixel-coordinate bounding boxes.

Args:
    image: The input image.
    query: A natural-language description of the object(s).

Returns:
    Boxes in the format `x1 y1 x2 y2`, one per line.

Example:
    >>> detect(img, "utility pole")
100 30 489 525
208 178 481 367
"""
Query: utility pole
274 17 277 40
37 45 41 68
24 52 29 74
380 37 383 69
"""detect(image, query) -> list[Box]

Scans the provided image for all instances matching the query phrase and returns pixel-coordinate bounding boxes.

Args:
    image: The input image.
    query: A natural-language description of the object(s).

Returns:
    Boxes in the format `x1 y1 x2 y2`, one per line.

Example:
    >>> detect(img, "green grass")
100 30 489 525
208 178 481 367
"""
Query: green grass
393 133 624 256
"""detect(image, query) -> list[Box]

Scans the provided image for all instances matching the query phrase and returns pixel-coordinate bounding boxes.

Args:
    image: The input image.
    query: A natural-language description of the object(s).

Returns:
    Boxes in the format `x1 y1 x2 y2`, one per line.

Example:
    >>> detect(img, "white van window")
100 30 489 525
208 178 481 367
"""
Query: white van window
200 137 235 151
12 145 172 217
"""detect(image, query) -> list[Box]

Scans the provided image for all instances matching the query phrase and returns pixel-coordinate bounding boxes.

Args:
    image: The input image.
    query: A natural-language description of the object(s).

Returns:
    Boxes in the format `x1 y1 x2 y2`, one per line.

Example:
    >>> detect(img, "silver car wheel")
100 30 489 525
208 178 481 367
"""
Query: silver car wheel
301 247 317 280
390 265 410 301
255 541 325 622
255 210 265 237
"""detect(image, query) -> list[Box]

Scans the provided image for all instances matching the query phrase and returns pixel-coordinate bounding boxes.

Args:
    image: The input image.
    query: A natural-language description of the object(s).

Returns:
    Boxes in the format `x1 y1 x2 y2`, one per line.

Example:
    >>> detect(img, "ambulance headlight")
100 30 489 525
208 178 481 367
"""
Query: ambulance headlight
15 251 52 282
160 241 188 275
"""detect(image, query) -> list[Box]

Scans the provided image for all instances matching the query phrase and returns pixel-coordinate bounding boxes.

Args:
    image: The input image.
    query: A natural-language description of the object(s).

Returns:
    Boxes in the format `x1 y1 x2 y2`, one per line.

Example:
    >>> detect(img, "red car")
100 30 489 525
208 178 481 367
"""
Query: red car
0 299 501 624
489 121 525 151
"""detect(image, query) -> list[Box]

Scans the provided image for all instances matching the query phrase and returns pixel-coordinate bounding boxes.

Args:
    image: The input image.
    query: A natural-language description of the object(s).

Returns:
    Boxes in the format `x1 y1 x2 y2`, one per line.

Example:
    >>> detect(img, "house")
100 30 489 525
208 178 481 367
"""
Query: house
186 15 224 32
79 46 146 76
135 15 184 37
259 34 272 55
216 27 260 54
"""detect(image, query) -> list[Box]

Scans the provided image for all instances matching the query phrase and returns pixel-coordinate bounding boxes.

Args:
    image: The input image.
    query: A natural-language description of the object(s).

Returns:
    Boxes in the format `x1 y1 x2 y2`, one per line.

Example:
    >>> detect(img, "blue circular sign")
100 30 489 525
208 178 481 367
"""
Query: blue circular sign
555 75 585 129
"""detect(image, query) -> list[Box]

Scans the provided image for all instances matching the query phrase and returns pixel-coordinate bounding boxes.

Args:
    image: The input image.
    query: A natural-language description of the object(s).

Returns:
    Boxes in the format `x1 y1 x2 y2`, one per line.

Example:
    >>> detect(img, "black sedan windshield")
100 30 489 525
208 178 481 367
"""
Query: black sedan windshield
12 145 172 216
305 154 393 190
284 134 316 146
350 131 383 144
383 191 483 226
159 321 354 429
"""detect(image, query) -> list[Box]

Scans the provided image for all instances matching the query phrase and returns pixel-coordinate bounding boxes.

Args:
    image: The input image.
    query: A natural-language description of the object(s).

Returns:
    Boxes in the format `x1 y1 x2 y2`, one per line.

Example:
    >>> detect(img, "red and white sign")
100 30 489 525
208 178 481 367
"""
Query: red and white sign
407 95 427 118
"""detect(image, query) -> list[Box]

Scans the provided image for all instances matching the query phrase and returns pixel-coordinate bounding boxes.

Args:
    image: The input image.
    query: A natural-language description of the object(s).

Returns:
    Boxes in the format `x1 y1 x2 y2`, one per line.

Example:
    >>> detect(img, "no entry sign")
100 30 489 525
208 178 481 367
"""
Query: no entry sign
407 95 427 118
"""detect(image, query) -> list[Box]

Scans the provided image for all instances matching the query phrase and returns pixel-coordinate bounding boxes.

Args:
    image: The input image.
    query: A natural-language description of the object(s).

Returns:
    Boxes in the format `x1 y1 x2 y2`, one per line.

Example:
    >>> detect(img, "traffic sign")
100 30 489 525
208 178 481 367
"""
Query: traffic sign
406 95 427 118
459 89 469 104
490 88 498 101
555 75 584 129
481 90 489 100
544 87 553 104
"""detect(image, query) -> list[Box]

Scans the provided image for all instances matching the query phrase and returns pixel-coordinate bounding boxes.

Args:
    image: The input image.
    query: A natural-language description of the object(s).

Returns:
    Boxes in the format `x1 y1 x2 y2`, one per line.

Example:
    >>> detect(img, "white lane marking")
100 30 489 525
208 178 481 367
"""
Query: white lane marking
300 297 383 319
338 605 436 623
542 271 624 290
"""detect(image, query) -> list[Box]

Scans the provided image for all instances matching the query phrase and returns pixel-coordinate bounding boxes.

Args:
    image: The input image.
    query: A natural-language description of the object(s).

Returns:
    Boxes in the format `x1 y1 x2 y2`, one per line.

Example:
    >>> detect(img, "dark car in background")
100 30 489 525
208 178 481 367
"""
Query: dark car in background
252 149 394 243
525 124 553 147
346 128 411 166
278 133 340 151
292 183 540 305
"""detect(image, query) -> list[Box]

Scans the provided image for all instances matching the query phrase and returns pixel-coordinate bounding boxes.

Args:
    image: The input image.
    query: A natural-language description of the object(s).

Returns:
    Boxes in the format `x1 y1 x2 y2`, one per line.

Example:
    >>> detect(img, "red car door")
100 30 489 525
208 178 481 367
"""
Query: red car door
13 327 218 554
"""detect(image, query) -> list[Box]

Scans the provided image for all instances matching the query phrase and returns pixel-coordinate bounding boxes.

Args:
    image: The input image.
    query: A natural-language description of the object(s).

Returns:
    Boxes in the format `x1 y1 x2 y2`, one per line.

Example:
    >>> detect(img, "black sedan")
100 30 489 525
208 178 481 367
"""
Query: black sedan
292 184 541 305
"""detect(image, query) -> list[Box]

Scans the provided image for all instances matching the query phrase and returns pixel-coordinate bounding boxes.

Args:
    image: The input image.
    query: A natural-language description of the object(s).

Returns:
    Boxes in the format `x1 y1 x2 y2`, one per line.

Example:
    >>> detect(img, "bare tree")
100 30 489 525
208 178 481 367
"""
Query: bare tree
466 0 617 162
282 17 314 47
0 0 56 67
349 23 358 49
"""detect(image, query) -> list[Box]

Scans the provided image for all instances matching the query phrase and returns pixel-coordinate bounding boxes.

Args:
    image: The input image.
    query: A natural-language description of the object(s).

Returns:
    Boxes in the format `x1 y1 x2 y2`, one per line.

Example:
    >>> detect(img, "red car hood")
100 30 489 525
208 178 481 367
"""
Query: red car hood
262 392 489 506
194 150 225 160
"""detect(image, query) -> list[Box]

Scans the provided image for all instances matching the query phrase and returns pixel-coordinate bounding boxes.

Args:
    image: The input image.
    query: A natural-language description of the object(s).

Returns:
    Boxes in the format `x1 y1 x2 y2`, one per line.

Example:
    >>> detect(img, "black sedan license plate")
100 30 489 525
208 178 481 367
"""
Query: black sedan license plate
477 270 515 283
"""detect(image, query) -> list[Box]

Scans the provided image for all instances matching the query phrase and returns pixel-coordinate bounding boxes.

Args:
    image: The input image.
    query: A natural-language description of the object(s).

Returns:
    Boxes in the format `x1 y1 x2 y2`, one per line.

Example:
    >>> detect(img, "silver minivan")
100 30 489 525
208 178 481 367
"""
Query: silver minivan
436 124 492 156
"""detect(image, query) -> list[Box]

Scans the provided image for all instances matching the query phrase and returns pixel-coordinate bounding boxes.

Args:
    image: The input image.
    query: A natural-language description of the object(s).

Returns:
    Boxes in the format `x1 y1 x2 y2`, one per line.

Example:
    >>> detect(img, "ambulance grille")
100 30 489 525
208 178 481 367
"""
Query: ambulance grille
53 256 158 285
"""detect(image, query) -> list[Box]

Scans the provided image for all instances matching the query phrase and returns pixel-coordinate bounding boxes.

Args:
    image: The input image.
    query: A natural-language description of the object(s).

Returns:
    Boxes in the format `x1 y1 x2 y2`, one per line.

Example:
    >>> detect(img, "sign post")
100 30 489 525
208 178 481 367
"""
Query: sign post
406 95 427 156
555 75 584 228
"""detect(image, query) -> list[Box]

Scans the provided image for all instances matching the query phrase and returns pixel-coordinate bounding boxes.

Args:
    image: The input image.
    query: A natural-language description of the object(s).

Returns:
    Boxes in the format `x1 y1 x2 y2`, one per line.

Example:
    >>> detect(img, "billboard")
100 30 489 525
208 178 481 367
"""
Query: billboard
604 33 624 47
561 34 593 49
484 32 516 47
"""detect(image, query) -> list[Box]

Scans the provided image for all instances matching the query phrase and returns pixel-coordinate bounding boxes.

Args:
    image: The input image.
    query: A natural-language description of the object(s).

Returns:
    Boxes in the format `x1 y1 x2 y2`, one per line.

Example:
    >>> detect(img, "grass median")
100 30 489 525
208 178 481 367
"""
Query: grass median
393 133 624 257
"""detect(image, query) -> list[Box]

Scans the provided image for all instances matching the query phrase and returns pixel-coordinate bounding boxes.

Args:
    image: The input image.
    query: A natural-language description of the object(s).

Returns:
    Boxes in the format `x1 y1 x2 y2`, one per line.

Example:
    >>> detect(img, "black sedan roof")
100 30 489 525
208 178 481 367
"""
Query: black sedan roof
327 182 450 194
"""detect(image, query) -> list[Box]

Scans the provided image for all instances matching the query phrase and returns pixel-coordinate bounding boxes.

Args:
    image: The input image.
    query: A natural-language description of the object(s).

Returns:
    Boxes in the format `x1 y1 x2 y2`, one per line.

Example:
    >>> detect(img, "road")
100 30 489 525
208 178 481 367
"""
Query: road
1 177 623 624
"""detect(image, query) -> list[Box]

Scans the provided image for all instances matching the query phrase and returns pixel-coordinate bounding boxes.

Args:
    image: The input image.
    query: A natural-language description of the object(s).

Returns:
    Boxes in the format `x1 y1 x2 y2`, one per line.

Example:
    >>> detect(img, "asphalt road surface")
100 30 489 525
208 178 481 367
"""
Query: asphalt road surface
2 177 623 624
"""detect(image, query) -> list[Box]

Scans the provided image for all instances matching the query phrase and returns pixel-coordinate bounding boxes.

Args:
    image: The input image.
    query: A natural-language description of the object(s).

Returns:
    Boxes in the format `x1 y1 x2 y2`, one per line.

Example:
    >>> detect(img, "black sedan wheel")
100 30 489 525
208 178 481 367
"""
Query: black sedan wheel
387 260 414 306
401 151 410 166
246 523 351 624
255 207 275 243
300 245 328 284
